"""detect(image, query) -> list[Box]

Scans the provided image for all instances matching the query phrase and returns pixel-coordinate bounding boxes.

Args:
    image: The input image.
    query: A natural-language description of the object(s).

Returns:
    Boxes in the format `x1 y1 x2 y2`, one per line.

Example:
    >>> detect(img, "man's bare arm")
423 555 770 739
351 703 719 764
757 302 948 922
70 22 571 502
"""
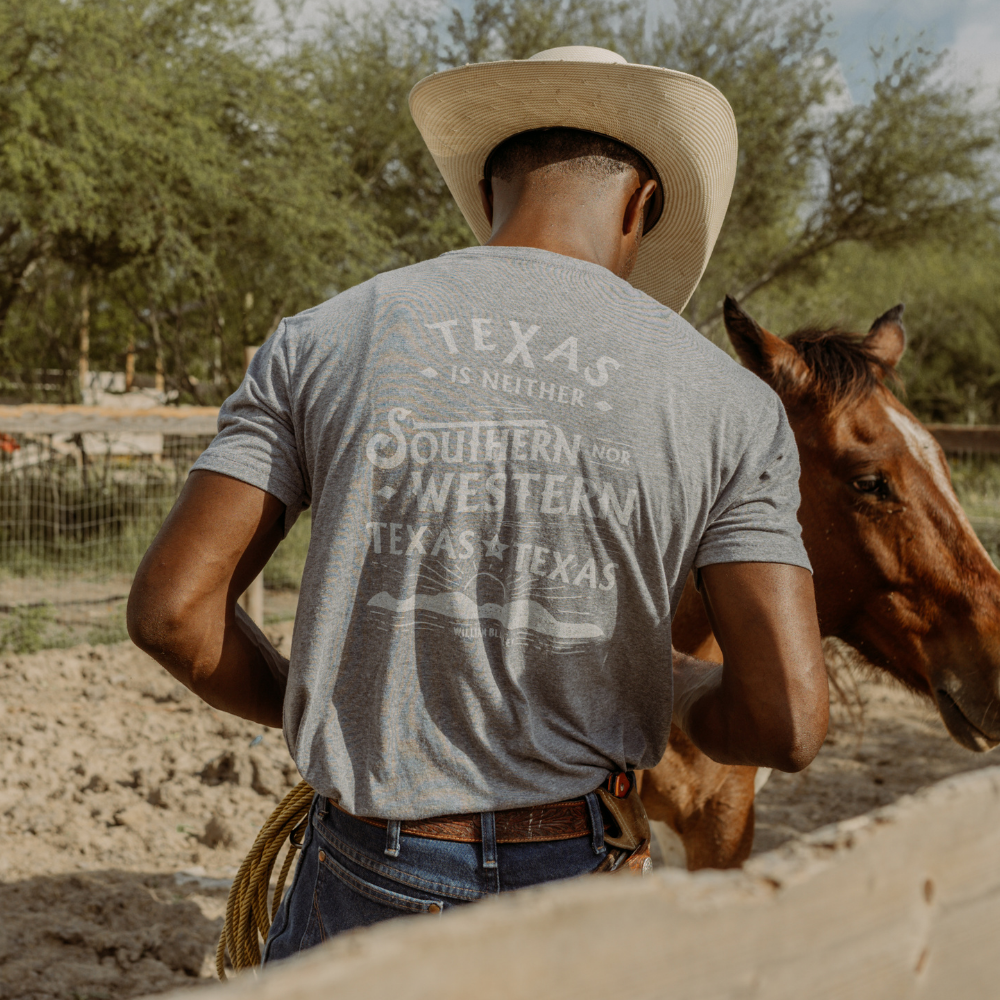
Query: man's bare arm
127 470 288 728
672 562 828 772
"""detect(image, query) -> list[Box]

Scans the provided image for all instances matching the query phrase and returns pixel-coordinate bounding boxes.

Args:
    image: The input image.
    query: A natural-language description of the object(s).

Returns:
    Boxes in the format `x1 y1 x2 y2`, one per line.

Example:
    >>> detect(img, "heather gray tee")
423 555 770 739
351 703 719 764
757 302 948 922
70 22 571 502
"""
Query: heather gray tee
194 246 810 818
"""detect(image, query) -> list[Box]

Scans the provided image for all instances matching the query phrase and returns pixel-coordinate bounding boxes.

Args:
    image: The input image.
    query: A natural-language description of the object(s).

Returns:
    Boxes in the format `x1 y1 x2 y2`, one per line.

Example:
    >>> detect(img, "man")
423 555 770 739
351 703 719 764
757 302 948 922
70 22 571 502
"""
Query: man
128 46 827 955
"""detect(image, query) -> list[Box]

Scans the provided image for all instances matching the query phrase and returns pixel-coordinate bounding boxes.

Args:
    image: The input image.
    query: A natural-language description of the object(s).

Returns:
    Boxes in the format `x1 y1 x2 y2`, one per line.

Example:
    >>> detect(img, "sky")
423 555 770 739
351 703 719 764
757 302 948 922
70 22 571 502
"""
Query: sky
820 0 1000 101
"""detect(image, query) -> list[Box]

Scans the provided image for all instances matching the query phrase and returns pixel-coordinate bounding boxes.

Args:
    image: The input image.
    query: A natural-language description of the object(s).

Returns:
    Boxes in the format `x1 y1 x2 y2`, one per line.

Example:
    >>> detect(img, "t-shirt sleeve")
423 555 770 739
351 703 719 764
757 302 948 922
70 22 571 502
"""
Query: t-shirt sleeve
191 322 308 531
694 393 811 572
235 605 289 692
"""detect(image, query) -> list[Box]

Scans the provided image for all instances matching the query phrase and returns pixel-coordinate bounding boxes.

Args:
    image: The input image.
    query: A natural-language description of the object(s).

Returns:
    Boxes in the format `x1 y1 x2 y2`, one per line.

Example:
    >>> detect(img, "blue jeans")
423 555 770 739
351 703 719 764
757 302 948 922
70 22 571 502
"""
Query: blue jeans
264 794 607 960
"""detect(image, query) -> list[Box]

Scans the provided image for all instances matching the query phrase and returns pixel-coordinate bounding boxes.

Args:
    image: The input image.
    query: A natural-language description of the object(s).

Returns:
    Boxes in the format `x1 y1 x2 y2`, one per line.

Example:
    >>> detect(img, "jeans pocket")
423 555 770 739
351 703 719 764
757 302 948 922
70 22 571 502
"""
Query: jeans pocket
299 846 447 949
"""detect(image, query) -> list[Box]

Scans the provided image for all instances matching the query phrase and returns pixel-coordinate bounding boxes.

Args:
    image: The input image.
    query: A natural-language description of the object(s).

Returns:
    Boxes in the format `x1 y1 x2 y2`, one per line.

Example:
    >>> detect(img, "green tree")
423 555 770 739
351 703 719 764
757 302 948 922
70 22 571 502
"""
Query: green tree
2 0 997 415
444 0 646 64
0 0 259 336
646 2 999 333
0 0 384 401
749 235 1000 424
300 8 473 273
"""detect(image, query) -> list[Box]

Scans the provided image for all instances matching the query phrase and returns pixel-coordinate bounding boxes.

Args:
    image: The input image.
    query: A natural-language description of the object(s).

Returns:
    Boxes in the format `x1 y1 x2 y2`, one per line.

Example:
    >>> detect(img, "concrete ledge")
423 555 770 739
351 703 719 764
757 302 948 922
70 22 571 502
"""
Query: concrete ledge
153 765 1000 999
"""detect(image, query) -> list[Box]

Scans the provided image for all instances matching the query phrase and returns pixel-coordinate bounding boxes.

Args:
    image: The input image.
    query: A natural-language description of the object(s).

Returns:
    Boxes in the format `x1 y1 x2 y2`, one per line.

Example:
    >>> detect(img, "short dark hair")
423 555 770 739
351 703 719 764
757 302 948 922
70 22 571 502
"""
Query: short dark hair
484 127 661 229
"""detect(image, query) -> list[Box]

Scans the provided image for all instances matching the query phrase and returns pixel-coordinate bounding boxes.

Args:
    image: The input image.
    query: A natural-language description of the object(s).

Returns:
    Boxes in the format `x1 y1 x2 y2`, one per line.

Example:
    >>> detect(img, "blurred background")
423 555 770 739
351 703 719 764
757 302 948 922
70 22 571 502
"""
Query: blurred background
1 0 998 650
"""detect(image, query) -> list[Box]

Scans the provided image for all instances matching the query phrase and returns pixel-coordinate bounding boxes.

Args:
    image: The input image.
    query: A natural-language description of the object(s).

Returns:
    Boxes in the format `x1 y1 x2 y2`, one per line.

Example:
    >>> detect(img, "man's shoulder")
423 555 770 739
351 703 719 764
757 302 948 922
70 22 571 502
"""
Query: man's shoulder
643 310 781 411
279 281 377 340
279 254 475 339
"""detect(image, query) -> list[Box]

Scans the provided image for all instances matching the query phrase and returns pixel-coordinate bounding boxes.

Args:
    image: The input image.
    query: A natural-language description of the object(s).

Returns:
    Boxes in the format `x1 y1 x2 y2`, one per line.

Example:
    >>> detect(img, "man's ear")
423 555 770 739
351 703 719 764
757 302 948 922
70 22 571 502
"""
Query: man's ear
623 179 658 237
864 304 905 369
478 179 494 228
723 296 809 392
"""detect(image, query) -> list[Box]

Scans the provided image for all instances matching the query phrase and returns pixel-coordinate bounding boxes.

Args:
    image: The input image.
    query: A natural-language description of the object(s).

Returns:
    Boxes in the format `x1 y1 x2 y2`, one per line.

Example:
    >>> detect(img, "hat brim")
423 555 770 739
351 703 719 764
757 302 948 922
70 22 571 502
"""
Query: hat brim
409 59 738 314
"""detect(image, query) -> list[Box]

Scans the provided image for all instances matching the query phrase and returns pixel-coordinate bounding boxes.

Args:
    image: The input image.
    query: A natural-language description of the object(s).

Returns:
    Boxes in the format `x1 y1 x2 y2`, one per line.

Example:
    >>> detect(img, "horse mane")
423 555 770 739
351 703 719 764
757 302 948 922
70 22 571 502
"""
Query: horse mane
785 327 901 405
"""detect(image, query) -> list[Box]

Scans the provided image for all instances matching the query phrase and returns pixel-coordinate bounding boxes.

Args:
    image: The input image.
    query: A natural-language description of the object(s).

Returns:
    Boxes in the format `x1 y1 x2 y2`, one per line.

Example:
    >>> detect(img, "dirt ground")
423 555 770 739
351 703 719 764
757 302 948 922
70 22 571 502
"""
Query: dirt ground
0 625 300 1000
752 642 997 854
1 635 996 1000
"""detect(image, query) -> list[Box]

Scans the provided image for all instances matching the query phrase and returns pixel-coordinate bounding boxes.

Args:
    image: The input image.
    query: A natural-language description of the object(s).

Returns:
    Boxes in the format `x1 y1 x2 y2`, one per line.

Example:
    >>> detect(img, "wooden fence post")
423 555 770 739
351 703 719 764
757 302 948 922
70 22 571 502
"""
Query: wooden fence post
927 424 1000 455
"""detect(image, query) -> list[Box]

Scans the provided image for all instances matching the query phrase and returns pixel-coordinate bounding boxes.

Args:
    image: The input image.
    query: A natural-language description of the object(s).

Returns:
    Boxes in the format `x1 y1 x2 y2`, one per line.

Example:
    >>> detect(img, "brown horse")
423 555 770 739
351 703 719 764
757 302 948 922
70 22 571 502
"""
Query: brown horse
640 297 1000 869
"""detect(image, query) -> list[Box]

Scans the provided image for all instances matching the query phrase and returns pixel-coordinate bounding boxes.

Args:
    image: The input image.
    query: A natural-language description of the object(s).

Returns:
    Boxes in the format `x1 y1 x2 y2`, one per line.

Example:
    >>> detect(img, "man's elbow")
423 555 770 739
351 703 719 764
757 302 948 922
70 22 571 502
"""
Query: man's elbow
126 578 205 684
767 706 829 773
765 651 830 772
126 584 153 650
770 739 821 774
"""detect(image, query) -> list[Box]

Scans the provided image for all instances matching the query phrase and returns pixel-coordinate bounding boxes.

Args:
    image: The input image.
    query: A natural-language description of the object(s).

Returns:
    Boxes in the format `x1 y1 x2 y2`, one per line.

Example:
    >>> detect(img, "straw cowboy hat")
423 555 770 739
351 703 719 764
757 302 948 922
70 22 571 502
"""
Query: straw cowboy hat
409 45 738 314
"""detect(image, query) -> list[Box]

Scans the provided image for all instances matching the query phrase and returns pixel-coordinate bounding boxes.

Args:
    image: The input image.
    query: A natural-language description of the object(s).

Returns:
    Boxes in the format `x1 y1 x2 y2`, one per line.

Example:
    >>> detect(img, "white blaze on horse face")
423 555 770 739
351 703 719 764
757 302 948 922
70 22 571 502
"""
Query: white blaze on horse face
883 403 994 563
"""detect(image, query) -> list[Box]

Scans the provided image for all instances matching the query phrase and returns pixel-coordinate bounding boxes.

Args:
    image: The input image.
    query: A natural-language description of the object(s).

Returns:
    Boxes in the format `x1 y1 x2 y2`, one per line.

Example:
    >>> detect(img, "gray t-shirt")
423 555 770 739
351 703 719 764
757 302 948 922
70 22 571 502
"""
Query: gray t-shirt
193 246 809 818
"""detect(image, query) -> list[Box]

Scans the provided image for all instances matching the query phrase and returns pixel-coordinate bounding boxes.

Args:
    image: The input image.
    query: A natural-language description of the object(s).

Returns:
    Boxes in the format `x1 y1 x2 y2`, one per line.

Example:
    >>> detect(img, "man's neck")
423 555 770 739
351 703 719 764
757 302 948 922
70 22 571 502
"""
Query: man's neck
486 209 607 268
484 192 627 275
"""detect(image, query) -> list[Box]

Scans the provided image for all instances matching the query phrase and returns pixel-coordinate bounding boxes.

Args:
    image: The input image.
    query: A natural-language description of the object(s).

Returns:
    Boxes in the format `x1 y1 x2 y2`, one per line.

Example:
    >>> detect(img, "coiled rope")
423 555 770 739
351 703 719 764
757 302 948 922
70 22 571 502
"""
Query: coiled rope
216 780 315 980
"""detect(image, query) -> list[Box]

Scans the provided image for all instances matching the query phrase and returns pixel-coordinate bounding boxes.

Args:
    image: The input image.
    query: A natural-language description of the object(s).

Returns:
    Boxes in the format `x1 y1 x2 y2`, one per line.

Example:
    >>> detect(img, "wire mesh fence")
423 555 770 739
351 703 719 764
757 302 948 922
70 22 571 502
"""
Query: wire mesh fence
0 406 312 652
0 407 216 651
0 408 998 653
0 430 212 580
1 427 998 582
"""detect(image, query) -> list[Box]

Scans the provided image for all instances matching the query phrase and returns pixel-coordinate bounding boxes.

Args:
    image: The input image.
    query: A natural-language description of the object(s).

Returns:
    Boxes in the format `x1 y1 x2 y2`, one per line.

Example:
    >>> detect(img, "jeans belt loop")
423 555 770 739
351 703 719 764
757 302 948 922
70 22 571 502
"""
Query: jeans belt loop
384 819 401 858
480 811 498 869
584 791 606 856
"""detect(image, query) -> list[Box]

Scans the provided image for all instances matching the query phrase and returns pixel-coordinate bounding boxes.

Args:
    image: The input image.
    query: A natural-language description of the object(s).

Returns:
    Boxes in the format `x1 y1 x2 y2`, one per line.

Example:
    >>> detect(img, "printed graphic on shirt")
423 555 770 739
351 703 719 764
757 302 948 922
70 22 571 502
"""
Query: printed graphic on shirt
357 315 639 654
419 316 622 413
368 591 604 639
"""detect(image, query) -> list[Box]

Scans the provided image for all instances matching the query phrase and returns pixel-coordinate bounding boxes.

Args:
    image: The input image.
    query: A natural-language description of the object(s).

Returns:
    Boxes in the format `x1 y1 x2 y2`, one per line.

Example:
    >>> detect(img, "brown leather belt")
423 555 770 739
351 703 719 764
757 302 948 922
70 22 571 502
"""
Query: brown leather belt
330 798 590 844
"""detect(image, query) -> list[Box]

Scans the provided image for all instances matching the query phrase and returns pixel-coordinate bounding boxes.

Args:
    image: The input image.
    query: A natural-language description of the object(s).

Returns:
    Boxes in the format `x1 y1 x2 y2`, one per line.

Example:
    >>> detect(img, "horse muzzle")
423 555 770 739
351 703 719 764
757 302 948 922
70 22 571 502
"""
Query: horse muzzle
933 685 1000 753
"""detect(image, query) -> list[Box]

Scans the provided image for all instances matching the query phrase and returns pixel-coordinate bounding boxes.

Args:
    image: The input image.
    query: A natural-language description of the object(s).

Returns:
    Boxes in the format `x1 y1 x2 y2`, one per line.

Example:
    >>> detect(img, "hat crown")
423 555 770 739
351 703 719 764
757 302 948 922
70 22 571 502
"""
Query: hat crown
527 46 627 64
408 43 738 313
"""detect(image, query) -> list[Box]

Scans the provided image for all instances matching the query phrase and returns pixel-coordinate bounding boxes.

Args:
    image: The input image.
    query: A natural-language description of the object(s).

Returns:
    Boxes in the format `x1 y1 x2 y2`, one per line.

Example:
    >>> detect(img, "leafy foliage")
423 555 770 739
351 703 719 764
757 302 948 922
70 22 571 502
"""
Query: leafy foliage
750 235 1000 424
444 0 646 64
647 0 839 327
1 0 384 400
0 0 998 424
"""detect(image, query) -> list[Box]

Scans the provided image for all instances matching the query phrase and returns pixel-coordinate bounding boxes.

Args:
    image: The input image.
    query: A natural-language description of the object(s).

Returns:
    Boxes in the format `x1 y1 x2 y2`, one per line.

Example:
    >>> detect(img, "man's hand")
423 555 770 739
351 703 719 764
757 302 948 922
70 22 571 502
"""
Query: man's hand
672 562 828 772
127 471 288 728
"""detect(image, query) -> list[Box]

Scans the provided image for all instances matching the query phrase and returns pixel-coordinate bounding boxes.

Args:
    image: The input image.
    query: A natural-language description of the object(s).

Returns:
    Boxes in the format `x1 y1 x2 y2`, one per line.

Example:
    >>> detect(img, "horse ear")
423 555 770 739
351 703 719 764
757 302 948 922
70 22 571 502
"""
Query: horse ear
723 296 808 390
865 304 906 369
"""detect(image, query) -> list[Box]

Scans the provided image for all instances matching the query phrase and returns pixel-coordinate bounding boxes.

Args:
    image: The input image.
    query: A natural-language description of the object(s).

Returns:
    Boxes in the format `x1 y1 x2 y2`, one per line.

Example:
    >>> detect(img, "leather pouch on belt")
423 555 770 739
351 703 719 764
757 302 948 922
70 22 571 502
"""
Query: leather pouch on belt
594 772 652 876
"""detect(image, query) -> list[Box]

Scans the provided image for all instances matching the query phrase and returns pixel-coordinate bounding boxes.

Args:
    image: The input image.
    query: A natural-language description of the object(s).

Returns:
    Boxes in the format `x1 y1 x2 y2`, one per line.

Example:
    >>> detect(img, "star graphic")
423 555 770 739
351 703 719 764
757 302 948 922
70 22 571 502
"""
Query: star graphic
482 534 509 562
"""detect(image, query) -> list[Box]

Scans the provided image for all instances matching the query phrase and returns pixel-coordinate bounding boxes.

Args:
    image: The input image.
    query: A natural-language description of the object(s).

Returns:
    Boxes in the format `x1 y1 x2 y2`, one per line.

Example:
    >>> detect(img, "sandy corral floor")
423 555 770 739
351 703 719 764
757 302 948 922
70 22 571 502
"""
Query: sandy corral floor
0 628 300 1000
752 641 997 854
0 636 995 1000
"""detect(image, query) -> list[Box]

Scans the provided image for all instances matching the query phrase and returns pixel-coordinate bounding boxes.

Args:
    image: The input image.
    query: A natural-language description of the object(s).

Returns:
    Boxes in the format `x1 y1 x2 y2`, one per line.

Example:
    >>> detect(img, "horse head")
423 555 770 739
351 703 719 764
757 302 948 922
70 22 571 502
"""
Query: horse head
724 296 1000 752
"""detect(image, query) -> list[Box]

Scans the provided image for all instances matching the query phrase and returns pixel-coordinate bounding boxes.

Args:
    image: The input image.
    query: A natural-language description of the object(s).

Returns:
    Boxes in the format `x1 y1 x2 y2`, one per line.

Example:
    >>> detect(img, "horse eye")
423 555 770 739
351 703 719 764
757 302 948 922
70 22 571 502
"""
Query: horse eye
852 475 885 496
